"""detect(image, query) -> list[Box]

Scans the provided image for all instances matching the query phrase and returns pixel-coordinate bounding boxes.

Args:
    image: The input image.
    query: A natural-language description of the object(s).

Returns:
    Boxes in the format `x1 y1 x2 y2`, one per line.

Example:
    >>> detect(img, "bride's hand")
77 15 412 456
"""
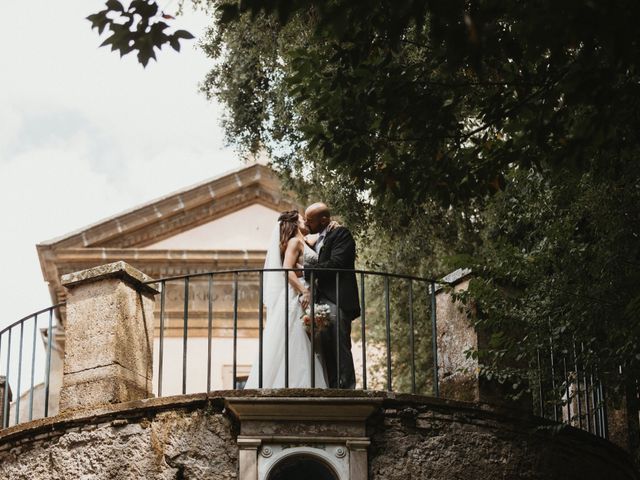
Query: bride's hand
298 289 311 310
326 220 340 232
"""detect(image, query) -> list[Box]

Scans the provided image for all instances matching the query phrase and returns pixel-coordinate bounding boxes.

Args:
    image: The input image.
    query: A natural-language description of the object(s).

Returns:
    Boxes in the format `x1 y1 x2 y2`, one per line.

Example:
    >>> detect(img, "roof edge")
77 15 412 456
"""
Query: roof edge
38 163 272 247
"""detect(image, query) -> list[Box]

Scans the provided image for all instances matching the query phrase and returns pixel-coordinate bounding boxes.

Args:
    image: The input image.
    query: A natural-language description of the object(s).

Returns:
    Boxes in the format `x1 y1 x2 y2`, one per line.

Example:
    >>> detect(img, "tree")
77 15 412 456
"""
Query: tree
195 0 640 399
90 0 640 402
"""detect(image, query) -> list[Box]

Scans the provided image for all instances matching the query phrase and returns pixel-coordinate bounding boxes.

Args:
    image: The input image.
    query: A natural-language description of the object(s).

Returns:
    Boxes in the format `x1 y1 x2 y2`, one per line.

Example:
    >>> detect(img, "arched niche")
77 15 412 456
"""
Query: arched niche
267 454 339 480
228 397 377 480
259 445 349 480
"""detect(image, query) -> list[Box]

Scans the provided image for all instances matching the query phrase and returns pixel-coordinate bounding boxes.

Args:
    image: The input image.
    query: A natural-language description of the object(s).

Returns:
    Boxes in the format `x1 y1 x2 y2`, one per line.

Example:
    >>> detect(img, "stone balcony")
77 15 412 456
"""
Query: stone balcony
0 261 638 479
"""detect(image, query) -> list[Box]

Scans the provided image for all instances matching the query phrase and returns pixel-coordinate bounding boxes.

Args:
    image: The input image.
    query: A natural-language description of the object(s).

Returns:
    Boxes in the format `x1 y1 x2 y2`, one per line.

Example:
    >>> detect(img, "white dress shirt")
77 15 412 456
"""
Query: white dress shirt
315 227 328 253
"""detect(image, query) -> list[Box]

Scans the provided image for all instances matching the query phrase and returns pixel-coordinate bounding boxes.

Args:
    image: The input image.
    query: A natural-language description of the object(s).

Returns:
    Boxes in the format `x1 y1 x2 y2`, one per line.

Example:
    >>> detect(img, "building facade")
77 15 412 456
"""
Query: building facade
36 163 299 401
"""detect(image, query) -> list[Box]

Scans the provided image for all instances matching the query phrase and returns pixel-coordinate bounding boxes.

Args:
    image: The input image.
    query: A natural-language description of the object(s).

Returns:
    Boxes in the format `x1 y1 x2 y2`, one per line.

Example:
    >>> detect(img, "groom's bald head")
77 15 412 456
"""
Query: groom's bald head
305 202 331 234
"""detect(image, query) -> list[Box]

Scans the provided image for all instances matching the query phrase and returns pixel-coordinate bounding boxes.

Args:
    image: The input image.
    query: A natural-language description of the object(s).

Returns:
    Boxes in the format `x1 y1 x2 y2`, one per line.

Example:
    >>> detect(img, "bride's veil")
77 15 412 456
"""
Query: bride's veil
262 223 285 312
245 219 326 389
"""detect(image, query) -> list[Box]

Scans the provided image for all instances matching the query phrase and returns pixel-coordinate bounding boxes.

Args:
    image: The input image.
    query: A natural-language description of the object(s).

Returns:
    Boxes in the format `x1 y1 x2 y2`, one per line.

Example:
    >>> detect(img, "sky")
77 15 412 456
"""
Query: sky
0 0 243 330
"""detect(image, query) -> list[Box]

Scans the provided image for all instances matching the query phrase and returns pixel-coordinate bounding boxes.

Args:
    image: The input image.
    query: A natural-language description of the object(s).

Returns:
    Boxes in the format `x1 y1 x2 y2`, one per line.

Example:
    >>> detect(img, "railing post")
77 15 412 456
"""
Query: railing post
59 261 157 412
434 268 531 410
0 375 12 429
430 281 439 398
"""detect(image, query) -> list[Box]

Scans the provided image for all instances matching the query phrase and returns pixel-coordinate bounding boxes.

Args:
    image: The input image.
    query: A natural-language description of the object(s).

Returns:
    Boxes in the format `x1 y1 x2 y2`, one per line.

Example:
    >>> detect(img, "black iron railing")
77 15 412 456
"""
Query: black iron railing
535 338 609 438
148 268 440 396
0 267 619 444
0 304 62 429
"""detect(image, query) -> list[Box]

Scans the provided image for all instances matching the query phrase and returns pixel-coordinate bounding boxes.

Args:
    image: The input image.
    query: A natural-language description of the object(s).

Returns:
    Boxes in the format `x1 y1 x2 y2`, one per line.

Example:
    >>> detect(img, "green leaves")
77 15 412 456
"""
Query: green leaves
87 11 111 35
195 0 640 400
105 0 124 12
87 0 195 67
470 166 640 403
173 30 195 40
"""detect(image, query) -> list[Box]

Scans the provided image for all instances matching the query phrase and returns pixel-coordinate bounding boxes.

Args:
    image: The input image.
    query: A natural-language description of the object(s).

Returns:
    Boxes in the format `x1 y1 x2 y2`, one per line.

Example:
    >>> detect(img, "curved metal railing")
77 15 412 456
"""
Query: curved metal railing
0 267 615 442
146 267 441 397
536 337 609 438
0 303 63 428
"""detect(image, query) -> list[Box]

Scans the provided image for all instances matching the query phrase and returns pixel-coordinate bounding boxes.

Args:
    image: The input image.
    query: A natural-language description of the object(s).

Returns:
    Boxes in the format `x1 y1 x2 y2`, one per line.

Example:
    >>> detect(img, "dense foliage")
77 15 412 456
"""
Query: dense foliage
197 0 640 399
91 1 640 401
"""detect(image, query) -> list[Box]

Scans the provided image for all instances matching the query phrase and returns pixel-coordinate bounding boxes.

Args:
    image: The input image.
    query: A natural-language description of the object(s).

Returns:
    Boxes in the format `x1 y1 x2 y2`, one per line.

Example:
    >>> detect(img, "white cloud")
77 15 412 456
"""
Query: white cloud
0 0 243 328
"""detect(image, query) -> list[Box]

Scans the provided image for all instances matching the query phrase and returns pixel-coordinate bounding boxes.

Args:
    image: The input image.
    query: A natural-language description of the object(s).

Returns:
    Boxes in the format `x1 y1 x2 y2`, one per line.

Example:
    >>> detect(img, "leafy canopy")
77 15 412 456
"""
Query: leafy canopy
89 0 640 399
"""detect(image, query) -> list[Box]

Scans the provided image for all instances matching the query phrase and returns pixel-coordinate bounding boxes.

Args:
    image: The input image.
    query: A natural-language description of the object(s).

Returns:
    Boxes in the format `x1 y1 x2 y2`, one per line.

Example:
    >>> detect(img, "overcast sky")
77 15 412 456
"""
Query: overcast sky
0 0 242 329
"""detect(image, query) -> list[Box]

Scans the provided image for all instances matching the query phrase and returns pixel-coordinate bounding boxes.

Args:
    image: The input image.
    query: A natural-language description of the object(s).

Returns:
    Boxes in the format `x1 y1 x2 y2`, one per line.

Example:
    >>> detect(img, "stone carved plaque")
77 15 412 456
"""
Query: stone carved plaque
162 278 262 312
155 276 266 337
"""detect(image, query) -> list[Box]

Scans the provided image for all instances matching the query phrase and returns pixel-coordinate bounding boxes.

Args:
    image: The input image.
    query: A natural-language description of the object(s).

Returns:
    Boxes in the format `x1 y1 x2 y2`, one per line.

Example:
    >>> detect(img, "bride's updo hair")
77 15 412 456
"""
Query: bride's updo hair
278 210 300 255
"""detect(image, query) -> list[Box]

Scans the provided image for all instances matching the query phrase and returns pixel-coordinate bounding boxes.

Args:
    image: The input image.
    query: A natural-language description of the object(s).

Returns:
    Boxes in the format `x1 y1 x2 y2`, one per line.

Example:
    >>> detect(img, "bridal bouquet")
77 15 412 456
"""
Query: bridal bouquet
301 303 332 337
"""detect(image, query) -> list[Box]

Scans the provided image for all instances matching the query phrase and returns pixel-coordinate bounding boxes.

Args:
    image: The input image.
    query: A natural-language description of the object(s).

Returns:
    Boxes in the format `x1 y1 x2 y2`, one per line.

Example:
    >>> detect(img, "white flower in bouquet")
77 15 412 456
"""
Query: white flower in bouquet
301 303 332 336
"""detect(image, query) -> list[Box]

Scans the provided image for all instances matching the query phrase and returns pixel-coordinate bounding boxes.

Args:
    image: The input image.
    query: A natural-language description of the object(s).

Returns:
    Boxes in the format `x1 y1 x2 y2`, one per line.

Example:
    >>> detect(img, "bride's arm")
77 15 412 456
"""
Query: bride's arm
283 238 310 308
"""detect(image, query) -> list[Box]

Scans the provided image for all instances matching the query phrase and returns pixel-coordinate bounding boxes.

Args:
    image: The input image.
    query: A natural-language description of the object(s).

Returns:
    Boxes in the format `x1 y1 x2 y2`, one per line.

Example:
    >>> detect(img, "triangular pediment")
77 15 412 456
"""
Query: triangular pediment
143 204 279 250
39 163 298 250
37 163 301 310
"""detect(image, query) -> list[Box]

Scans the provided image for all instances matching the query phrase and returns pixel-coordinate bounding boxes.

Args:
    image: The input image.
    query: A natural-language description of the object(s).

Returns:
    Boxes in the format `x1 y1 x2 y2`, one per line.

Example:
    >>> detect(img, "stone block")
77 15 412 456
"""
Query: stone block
435 270 479 402
62 279 154 377
0 376 11 428
59 262 157 413
436 269 531 410
59 364 151 411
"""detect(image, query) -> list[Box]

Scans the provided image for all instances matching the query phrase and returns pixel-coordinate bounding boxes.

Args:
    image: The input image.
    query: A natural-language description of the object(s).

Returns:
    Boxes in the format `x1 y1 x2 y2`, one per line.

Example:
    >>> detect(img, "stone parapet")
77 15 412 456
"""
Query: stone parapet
0 390 637 479
59 261 157 412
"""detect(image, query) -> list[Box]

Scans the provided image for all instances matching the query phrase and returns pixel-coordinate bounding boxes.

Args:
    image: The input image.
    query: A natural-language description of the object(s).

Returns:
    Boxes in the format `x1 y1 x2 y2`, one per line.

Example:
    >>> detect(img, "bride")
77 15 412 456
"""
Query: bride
244 210 327 388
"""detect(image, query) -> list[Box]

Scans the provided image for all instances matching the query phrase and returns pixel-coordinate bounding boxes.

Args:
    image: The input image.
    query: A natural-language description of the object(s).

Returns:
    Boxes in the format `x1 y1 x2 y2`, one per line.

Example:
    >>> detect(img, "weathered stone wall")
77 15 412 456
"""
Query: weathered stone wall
0 396 237 480
371 395 638 480
0 391 637 480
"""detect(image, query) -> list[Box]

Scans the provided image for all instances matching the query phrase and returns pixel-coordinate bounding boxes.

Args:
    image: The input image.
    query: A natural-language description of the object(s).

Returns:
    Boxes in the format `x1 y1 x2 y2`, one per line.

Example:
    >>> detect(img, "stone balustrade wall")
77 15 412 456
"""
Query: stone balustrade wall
0 391 636 480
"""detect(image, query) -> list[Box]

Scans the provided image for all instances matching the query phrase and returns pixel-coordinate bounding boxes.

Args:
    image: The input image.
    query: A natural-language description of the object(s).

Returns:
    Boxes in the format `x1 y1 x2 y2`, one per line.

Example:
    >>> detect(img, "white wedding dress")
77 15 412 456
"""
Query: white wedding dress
244 228 327 389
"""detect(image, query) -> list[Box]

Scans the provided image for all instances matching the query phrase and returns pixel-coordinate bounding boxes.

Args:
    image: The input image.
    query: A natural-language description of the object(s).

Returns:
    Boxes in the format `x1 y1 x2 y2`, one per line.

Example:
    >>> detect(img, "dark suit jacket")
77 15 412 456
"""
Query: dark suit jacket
312 226 361 320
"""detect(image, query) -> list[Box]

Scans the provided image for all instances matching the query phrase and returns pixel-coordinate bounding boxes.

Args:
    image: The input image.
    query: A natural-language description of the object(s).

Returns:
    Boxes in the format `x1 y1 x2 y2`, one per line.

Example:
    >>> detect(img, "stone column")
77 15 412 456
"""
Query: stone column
59 261 157 412
346 439 370 480
435 269 477 402
238 438 262 480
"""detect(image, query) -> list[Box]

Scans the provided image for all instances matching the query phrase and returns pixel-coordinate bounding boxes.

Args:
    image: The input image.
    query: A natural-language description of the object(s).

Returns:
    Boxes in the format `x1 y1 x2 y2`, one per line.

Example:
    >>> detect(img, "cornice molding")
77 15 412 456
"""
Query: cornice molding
36 164 301 310
38 164 298 250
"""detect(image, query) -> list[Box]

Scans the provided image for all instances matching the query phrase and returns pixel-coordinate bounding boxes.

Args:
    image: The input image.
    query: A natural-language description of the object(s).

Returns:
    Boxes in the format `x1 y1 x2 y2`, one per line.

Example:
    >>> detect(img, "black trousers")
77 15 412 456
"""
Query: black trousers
318 296 356 389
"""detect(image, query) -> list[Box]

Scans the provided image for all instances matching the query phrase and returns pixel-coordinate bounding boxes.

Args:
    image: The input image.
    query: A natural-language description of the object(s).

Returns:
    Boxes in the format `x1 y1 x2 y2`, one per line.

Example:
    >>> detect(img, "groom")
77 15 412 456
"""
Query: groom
303 203 360 389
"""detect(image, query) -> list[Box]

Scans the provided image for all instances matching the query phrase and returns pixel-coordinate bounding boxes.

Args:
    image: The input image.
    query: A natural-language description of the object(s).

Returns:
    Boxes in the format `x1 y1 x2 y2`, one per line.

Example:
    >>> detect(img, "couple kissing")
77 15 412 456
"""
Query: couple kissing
244 203 360 390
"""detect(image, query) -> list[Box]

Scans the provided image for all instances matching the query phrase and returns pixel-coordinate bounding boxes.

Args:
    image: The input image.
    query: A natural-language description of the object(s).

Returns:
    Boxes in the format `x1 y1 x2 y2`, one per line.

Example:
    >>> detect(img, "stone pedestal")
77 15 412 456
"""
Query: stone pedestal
435 269 531 410
435 269 477 402
607 382 640 463
59 261 157 412
226 396 380 480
